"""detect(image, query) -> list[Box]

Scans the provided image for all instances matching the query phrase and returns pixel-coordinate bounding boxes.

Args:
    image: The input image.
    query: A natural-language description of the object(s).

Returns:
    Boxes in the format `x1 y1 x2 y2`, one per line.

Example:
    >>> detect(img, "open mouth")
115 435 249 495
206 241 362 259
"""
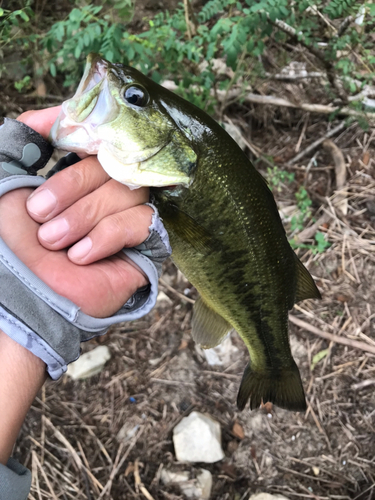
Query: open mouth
50 55 118 153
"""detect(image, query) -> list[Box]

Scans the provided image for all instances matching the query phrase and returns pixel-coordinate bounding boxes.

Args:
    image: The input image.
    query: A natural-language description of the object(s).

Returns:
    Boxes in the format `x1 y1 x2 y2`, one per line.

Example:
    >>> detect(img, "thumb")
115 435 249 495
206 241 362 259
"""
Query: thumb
17 106 61 139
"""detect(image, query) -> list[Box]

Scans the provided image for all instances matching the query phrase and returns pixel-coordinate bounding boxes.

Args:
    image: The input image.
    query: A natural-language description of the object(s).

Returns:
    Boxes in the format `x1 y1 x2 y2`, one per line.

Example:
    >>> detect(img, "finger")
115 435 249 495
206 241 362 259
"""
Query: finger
36 179 150 249
67 204 153 265
27 156 112 221
17 106 61 139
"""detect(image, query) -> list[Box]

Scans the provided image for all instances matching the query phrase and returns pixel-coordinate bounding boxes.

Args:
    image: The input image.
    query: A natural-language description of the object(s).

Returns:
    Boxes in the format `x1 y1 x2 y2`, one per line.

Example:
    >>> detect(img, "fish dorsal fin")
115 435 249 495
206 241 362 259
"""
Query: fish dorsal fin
294 255 321 303
192 296 232 349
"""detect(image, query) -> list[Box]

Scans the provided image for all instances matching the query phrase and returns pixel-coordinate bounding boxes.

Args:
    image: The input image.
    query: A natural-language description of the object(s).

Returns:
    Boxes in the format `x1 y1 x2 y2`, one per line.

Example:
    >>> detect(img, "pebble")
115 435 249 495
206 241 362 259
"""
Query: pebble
161 468 212 500
204 333 238 366
67 346 111 380
173 411 225 463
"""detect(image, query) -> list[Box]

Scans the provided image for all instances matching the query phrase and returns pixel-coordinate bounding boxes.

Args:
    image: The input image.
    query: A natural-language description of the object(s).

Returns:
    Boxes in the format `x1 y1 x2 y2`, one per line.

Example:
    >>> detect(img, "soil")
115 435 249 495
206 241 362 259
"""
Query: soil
3 2 375 500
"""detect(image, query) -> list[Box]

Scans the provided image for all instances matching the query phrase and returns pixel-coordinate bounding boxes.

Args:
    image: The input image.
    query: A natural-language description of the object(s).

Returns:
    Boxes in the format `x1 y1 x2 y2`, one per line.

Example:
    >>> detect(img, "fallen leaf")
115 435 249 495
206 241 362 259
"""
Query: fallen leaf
232 421 245 440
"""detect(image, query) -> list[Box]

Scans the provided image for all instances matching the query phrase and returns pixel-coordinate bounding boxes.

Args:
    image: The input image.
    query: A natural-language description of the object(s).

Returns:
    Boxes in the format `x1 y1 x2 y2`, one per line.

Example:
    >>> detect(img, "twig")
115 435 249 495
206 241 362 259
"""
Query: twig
288 122 347 165
98 426 146 499
269 16 348 103
266 71 325 81
134 459 156 500
323 139 348 214
159 277 195 304
183 0 192 40
43 416 104 491
163 80 375 120
289 315 375 355
351 379 375 391
32 451 59 500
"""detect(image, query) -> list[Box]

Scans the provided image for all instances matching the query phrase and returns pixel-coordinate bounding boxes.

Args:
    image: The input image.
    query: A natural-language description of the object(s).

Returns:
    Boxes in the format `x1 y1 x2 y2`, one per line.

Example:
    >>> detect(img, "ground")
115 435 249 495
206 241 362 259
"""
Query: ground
3 3 375 500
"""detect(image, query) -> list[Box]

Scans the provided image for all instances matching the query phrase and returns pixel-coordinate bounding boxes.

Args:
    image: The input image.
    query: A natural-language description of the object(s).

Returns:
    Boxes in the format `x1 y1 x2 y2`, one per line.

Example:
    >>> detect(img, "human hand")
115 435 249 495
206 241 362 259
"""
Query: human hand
0 107 154 317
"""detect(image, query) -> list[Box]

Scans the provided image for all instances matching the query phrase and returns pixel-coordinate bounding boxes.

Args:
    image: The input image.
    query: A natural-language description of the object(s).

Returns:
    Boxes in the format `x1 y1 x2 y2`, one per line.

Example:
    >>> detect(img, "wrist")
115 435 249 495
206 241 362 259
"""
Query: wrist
0 330 46 464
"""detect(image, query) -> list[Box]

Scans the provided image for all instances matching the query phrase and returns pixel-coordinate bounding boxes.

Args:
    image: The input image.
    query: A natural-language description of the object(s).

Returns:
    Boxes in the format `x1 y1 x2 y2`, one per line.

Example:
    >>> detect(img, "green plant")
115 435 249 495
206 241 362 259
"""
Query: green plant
3 0 375 117
266 166 295 192
14 75 31 92
291 187 312 233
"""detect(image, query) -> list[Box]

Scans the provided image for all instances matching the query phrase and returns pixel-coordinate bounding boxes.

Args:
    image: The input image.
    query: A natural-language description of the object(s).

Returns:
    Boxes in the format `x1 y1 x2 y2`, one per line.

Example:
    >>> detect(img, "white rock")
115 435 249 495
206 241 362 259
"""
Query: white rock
195 469 212 499
173 411 225 463
156 291 173 306
67 346 111 380
161 470 190 484
161 468 212 500
117 422 140 442
249 494 290 500
204 333 238 366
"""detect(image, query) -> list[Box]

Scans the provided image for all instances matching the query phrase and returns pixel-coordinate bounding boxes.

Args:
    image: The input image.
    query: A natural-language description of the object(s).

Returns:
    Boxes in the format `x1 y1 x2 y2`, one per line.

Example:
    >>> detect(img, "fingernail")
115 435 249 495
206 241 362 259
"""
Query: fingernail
27 189 57 217
39 218 69 244
68 237 93 260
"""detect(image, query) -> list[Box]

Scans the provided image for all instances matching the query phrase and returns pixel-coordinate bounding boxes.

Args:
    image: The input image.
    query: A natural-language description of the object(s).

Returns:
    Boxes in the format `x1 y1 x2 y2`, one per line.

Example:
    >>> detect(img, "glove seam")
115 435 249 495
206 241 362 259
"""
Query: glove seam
0 310 64 368
0 253 70 317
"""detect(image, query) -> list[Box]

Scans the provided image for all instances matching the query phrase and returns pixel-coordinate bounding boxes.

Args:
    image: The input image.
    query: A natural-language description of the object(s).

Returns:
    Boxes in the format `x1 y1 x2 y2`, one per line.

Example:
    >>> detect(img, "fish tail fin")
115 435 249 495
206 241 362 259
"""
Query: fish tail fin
236 361 307 412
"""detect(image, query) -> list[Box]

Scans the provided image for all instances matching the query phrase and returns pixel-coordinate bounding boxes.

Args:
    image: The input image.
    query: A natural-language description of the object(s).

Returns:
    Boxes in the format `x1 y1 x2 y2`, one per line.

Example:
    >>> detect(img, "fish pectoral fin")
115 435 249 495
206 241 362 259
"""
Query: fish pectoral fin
294 255 322 303
237 360 307 412
192 296 232 349
165 204 214 255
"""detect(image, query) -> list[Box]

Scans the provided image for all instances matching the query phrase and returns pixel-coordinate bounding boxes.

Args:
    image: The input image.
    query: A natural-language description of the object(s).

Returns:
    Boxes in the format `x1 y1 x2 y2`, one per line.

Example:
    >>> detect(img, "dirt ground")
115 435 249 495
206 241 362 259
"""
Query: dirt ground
3 3 375 500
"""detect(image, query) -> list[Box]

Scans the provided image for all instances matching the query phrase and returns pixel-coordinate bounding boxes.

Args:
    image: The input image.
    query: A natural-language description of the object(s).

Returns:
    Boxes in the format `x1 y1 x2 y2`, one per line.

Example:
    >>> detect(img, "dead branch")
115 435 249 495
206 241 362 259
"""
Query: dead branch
289 315 375 355
323 139 348 214
288 122 347 165
323 139 347 189
269 17 348 103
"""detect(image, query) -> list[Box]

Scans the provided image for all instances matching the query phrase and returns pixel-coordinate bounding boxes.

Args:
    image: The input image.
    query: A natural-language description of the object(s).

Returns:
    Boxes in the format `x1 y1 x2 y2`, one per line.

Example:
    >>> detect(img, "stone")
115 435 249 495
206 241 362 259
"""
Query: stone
161 468 212 500
173 411 225 463
156 291 173 306
204 333 238 366
67 346 111 380
161 469 190 484
249 494 290 500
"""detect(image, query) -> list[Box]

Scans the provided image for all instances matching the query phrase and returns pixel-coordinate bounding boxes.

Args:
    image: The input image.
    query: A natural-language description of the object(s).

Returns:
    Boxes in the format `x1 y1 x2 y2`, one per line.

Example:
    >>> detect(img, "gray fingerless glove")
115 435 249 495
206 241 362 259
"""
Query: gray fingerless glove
0 118 171 379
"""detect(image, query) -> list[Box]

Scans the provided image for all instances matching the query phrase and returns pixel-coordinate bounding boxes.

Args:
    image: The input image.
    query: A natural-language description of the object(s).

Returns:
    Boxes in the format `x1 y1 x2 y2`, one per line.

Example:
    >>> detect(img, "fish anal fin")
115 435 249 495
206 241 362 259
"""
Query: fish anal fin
237 360 307 412
294 255 322 303
192 296 232 349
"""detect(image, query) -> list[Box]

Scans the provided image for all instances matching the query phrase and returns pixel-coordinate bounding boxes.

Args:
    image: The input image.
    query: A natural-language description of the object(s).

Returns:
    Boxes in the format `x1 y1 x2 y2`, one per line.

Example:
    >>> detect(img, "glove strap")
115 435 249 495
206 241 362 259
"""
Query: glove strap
0 118 53 175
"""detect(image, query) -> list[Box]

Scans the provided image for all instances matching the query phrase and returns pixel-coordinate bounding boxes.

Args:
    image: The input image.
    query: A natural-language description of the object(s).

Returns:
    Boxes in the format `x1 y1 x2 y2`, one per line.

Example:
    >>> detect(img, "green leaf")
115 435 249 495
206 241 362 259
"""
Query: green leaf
311 349 329 371
19 10 30 22
50 62 57 77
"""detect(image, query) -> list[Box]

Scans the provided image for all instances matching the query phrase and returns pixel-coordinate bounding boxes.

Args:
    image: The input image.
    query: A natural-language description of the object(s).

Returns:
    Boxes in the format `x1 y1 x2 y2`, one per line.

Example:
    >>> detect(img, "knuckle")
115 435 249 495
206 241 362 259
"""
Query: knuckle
101 214 127 239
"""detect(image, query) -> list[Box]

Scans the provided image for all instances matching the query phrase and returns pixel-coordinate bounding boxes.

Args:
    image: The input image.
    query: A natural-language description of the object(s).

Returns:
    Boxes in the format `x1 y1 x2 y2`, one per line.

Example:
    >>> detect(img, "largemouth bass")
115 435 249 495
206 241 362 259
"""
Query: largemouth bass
51 54 321 412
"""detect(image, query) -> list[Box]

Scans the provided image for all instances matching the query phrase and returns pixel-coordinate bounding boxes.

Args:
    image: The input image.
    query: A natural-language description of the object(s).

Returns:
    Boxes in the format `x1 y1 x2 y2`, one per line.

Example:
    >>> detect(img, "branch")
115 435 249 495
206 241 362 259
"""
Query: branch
288 122 347 165
269 17 348 103
289 315 375 355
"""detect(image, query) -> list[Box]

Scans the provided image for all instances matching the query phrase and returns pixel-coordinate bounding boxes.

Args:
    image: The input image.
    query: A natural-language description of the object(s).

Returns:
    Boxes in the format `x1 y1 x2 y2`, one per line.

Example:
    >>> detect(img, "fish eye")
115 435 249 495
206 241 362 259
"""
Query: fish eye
123 85 149 107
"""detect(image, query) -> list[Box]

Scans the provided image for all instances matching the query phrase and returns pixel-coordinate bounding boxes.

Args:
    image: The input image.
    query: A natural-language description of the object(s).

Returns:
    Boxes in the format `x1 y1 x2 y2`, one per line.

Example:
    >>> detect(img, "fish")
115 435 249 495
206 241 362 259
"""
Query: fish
50 53 321 412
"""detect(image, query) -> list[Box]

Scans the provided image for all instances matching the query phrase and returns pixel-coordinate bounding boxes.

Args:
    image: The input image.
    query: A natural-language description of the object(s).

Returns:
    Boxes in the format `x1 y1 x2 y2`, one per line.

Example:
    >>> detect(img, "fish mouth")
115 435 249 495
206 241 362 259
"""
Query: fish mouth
50 54 118 153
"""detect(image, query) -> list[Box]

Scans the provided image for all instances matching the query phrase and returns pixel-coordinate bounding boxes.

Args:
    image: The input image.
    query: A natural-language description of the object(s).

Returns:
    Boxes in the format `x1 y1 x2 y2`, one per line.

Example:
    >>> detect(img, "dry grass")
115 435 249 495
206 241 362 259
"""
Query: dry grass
10 114 374 500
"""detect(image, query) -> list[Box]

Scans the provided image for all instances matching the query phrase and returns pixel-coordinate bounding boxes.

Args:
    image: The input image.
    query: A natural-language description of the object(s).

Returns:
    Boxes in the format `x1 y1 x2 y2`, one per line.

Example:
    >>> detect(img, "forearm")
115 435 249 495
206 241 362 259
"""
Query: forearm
0 330 46 465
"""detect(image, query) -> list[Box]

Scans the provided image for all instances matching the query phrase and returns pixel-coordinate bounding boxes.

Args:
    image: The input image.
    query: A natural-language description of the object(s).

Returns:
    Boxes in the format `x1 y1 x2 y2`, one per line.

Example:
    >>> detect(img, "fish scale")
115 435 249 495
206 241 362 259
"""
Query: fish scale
51 53 321 412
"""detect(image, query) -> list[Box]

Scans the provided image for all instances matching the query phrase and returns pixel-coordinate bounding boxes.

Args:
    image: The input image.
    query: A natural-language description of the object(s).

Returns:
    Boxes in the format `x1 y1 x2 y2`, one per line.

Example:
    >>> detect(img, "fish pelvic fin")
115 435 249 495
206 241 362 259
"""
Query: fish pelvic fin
192 296 232 349
294 254 321 303
236 360 307 412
